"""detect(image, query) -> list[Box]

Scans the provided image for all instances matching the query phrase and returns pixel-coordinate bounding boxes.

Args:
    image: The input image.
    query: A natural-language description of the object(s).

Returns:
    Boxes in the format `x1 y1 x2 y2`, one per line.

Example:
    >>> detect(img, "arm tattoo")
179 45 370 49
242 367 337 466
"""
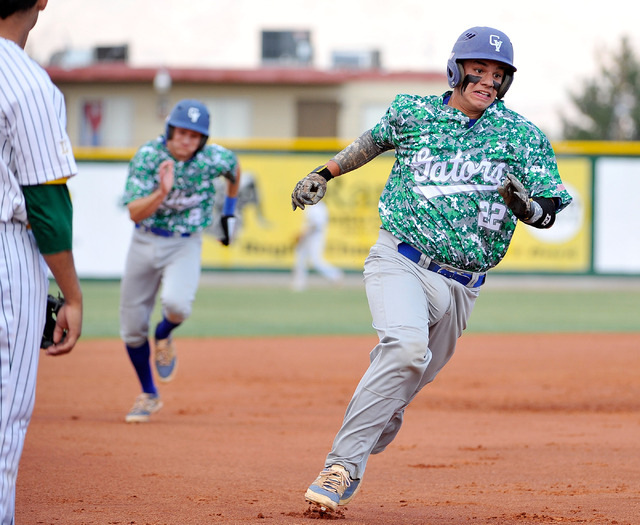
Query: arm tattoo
331 130 391 175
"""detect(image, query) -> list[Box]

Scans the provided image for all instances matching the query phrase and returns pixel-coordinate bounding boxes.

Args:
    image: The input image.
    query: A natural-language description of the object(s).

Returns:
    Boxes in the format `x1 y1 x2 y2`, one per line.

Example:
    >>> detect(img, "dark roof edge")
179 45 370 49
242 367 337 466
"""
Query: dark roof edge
46 64 447 85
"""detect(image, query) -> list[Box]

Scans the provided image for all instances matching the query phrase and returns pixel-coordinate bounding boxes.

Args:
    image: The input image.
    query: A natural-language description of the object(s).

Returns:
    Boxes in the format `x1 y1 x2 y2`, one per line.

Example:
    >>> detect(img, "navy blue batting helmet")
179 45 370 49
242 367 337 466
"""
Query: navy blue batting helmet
447 27 516 99
166 99 210 138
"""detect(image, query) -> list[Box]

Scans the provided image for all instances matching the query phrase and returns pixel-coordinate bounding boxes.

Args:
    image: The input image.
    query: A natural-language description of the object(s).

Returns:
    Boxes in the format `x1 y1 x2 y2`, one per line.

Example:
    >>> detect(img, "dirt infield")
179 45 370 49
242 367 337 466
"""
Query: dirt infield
17 333 640 525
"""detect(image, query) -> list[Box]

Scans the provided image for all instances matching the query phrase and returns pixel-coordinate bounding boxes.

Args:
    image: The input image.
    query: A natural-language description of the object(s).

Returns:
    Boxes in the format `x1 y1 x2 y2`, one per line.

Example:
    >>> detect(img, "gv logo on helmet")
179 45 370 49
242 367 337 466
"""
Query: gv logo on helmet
489 34 503 52
187 107 201 123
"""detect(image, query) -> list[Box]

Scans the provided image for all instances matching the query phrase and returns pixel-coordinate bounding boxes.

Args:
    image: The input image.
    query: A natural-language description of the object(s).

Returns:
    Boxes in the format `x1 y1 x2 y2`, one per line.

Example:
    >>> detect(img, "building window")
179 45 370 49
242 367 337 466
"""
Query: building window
202 98 252 139
361 103 390 131
79 97 133 147
296 100 338 137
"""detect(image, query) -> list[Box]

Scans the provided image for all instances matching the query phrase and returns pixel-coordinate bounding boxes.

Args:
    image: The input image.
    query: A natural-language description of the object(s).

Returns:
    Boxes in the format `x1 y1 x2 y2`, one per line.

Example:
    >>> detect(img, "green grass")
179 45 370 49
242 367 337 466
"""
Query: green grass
66 278 640 340
468 289 640 333
74 279 373 339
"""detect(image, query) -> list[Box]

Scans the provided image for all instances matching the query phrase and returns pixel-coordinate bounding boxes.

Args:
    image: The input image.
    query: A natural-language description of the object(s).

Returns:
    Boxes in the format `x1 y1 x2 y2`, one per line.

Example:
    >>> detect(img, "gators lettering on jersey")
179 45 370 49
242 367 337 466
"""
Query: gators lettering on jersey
371 92 572 273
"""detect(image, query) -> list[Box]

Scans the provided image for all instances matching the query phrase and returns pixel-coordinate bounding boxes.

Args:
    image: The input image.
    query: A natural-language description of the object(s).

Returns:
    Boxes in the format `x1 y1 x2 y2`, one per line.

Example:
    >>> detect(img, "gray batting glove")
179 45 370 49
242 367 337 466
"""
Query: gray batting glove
497 173 532 220
291 172 327 211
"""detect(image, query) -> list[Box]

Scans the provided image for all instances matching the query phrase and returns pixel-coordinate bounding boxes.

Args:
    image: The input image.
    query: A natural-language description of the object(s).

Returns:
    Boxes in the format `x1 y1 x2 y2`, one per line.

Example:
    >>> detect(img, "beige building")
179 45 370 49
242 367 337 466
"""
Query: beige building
47 63 449 149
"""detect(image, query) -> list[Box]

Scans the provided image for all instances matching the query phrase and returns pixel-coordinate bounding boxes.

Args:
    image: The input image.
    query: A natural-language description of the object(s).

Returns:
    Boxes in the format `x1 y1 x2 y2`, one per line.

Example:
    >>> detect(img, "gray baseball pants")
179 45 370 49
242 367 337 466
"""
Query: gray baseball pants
325 228 480 479
120 228 203 347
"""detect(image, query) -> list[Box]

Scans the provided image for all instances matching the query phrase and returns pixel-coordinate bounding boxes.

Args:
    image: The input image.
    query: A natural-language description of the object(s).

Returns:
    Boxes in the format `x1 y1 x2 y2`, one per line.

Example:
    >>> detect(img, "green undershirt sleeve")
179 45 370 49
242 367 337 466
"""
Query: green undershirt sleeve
21 184 73 255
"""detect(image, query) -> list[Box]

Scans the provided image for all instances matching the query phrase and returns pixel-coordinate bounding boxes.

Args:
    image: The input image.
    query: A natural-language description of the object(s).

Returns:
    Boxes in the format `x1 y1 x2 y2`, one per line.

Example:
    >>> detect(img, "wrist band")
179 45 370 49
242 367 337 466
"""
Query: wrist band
312 165 334 182
223 196 237 216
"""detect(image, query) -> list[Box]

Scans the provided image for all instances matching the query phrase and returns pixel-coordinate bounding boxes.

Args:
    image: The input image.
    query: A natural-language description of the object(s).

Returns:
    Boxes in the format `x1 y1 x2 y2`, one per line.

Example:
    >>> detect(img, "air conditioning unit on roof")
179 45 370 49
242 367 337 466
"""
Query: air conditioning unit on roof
261 30 313 67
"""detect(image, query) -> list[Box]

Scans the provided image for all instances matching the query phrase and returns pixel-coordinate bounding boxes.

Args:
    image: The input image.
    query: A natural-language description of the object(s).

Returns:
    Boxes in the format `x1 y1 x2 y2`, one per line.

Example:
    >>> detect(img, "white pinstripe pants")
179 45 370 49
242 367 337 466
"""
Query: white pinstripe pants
0 222 48 524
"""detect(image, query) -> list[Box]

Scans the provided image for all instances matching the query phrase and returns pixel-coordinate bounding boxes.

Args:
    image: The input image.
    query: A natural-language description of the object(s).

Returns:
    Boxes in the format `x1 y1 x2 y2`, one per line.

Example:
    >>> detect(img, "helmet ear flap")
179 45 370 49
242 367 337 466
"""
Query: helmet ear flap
497 71 514 99
456 63 464 87
446 59 466 88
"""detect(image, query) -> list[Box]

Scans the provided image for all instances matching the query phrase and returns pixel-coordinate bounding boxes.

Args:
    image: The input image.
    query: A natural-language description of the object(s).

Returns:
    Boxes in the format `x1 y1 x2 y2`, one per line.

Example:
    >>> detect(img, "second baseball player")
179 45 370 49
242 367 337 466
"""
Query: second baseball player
120 99 240 423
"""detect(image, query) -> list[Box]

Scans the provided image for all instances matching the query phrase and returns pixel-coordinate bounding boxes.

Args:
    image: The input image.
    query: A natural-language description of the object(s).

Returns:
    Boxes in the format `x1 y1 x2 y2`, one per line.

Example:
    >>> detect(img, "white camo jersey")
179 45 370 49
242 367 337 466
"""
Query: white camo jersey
371 92 573 272
0 38 77 224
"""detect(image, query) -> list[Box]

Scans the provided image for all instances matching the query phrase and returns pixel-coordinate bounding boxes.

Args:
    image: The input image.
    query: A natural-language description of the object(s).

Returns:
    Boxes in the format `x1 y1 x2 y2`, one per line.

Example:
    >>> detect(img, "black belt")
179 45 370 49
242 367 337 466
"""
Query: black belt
397 243 485 288
136 224 191 238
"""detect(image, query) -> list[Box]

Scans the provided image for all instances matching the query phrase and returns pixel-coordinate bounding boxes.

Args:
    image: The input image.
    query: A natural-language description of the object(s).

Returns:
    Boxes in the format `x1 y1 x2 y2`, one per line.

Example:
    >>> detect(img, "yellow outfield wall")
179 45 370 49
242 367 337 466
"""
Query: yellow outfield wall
71 140 640 278
201 152 395 271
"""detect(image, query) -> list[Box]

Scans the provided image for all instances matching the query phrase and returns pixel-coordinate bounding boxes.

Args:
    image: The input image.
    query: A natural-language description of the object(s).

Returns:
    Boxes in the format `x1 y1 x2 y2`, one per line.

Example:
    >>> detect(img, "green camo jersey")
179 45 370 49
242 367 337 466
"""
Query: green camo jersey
370 92 573 273
123 137 238 234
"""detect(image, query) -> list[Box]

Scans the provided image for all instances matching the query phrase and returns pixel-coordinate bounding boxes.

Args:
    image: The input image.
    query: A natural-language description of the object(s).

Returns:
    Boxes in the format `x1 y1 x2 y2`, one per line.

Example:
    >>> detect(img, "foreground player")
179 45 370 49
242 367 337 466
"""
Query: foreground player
120 99 240 423
292 26 573 512
0 0 83 520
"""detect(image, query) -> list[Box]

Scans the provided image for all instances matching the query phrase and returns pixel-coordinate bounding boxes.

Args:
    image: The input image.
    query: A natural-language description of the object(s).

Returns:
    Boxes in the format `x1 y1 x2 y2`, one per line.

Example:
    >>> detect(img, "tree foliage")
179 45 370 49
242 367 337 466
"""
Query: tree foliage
561 36 640 140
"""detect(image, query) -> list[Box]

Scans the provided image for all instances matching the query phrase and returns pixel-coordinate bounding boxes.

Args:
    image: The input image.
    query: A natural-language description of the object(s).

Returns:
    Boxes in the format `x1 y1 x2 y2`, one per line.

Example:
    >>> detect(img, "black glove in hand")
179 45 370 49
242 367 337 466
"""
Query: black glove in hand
220 215 237 246
291 172 328 211
41 294 65 349
497 173 532 220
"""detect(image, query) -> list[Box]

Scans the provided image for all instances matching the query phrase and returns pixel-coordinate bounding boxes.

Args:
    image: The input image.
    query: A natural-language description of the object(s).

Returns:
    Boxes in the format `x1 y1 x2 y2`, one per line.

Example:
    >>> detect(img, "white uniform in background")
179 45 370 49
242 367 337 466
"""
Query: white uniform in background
293 201 343 291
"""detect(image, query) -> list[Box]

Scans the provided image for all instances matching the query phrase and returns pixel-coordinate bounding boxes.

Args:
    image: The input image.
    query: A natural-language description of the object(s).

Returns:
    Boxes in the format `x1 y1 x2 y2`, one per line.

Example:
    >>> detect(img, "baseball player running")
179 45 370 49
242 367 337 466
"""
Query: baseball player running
120 99 240 423
0 0 83 522
292 201 343 291
292 26 573 513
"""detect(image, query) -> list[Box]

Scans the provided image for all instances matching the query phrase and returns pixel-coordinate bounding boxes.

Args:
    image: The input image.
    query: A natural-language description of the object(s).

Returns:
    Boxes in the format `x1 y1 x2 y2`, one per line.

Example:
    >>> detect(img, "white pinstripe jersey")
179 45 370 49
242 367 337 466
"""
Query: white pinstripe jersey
0 37 77 224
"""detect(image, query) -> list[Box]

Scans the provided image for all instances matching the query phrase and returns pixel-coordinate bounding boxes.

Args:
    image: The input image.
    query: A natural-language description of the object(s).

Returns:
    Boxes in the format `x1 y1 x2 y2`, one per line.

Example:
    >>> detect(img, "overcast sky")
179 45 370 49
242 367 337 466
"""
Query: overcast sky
26 0 640 139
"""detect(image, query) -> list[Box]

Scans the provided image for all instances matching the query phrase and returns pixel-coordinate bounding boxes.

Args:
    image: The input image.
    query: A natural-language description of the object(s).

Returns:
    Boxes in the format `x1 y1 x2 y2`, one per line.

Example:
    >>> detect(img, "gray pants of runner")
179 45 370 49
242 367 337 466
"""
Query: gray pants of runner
325 229 480 480
120 228 202 346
